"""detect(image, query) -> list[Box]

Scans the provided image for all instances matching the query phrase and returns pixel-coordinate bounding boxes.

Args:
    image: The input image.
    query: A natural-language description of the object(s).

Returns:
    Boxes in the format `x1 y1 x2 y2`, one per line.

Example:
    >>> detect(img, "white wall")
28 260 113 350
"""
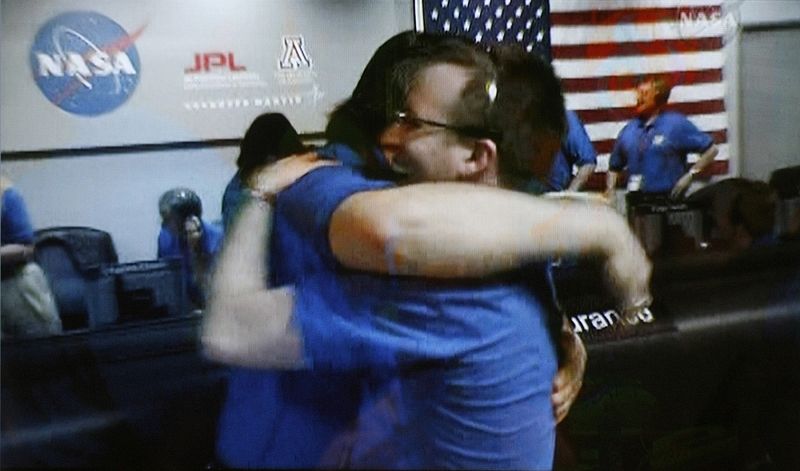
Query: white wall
736 0 800 180
2 147 238 262
739 27 800 181
0 0 413 263
738 0 800 26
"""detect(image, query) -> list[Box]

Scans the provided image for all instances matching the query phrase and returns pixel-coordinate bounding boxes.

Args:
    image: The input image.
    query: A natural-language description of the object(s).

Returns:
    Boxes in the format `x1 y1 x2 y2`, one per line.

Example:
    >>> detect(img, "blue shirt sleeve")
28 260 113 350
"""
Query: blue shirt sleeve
563 110 597 167
221 172 246 234
672 113 714 153
201 220 224 255
273 165 402 370
277 165 393 268
1 188 34 245
157 226 179 258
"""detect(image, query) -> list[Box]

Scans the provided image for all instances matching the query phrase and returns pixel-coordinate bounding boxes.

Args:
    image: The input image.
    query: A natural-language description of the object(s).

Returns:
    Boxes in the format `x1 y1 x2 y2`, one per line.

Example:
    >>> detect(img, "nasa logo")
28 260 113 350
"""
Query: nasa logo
29 11 144 116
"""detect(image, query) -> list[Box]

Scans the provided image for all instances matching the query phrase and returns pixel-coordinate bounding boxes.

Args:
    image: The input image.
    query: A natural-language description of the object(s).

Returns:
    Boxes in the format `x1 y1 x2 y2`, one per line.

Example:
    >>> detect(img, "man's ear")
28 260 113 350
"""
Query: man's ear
463 138 498 182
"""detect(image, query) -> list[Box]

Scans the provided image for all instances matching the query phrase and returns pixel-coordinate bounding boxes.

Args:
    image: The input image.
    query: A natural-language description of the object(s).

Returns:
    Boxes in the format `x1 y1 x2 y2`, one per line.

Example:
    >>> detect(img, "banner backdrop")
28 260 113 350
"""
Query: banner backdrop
1 0 413 152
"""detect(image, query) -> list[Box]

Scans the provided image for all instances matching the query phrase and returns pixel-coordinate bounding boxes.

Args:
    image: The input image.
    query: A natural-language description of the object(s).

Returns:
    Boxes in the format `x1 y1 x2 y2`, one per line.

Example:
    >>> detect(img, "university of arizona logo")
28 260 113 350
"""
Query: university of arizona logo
30 11 145 116
278 35 312 70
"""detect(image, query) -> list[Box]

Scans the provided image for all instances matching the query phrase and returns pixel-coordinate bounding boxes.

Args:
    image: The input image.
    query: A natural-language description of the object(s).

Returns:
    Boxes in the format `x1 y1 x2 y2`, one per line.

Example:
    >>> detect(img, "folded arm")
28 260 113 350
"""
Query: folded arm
202 199 305 369
202 153 336 369
552 316 587 423
329 182 651 311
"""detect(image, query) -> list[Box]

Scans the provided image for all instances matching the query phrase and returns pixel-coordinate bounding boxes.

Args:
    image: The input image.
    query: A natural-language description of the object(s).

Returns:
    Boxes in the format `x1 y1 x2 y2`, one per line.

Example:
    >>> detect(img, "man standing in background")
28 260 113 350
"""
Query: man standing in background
604 76 719 204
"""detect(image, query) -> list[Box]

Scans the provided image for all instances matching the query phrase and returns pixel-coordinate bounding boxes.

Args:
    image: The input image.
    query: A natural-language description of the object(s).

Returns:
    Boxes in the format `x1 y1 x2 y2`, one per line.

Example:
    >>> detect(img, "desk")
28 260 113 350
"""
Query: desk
3 243 799 469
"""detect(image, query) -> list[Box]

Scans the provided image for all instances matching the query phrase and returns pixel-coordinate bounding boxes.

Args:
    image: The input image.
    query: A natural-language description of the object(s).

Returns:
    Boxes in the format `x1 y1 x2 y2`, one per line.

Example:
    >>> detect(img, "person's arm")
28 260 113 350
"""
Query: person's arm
202 198 304 369
604 170 620 202
1 186 36 269
0 243 34 269
552 316 586 424
670 144 719 199
202 153 337 368
567 164 597 192
564 111 597 192
329 183 651 313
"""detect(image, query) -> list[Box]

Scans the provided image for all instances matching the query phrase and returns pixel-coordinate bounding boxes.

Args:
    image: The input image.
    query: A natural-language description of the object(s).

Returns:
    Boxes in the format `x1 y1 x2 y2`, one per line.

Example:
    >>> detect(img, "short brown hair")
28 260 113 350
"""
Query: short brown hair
489 44 566 185
645 75 672 105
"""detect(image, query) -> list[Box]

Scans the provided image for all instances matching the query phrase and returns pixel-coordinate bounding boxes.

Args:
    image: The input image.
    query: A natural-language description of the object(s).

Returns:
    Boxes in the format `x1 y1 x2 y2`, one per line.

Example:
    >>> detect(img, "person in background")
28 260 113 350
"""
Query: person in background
157 188 223 309
547 109 597 192
221 112 307 232
604 76 719 205
1 175 62 338
689 178 779 251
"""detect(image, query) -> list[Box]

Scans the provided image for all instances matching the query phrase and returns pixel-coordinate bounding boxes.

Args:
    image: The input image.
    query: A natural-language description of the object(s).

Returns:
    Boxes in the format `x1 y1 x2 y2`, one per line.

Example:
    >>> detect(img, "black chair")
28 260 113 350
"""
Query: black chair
769 165 800 199
769 166 800 239
33 227 119 330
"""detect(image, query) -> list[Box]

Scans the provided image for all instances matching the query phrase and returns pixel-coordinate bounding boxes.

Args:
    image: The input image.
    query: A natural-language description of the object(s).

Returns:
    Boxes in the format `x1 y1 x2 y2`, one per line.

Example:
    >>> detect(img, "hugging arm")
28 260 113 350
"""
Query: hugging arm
202 153 336 368
202 198 304 369
329 182 651 312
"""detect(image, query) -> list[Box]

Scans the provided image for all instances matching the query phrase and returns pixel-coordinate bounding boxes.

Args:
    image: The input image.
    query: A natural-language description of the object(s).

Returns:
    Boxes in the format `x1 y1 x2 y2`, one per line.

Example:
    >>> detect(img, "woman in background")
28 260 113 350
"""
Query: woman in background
221 113 307 231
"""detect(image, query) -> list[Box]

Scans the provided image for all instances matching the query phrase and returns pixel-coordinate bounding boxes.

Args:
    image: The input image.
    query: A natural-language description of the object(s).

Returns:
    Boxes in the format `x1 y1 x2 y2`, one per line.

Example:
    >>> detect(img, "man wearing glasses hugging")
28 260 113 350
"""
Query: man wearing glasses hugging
205 32 651 469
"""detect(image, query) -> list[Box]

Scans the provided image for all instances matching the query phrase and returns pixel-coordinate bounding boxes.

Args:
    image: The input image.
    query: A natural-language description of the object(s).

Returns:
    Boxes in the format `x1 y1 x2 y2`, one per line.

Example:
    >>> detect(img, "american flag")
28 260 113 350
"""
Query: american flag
420 0 731 187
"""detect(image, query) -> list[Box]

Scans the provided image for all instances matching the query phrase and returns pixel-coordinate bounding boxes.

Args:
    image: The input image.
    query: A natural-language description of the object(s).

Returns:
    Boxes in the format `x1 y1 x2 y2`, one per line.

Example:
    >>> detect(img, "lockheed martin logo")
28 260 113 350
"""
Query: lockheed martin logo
30 11 145 116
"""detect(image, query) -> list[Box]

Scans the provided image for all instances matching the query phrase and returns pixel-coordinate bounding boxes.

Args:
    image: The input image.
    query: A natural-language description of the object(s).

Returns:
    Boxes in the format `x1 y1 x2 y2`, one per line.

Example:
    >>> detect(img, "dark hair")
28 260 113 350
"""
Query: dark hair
237 113 306 181
489 44 566 186
325 31 421 167
325 31 494 173
159 187 202 221
731 180 777 240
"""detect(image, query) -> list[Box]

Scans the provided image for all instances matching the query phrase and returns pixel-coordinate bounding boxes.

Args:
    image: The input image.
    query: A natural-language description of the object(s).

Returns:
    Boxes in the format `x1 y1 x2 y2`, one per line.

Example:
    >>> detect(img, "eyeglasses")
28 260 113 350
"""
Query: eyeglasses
391 110 500 141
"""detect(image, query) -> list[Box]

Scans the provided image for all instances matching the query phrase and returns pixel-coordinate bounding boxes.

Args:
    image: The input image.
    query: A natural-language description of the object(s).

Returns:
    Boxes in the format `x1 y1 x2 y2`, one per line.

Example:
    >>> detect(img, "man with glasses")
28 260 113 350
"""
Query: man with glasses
207 34 650 469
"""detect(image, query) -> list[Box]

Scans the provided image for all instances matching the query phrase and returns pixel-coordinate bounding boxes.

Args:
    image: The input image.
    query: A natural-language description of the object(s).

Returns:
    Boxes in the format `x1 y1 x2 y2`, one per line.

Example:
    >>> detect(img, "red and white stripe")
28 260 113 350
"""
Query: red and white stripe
550 0 730 182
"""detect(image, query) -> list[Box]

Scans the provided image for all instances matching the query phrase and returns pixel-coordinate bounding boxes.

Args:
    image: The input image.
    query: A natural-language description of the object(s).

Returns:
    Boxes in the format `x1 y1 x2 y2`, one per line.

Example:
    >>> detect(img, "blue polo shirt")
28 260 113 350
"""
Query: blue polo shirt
609 111 714 193
547 110 597 191
217 144 559 469
1 188 34 246
216 161 393 468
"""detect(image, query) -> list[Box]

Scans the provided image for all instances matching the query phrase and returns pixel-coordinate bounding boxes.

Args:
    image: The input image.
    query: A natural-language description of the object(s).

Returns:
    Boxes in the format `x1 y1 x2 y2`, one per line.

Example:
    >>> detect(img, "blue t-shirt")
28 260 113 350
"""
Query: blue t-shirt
547 110 597 191
609 111 714 193
216 159 393 468
217 142 559 468
1 187 35 246
157 219 223 305
269 165 559 468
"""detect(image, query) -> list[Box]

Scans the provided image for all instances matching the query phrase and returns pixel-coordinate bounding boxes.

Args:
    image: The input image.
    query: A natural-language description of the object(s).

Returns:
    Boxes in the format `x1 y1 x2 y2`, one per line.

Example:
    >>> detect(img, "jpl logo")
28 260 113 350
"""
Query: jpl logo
30 11 144 116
